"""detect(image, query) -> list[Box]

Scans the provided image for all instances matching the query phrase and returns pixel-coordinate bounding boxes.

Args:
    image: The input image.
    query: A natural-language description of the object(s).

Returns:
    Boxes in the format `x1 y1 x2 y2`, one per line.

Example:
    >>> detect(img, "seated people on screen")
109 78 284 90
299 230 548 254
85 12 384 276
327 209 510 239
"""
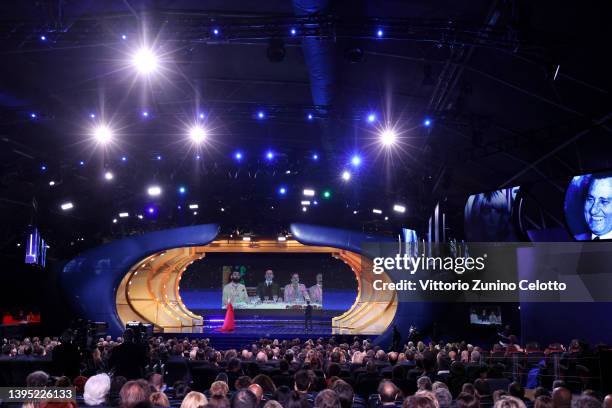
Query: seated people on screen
283 273 311 303
489 309 501 324
222 270 248 307
256 269 280 301
578 174 612 240
308 273 323 304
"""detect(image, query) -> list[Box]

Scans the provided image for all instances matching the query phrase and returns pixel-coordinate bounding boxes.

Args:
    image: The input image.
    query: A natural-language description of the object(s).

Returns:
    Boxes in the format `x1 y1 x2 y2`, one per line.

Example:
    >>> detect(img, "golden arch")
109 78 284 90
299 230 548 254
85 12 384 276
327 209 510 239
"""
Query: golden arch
115 239 397 335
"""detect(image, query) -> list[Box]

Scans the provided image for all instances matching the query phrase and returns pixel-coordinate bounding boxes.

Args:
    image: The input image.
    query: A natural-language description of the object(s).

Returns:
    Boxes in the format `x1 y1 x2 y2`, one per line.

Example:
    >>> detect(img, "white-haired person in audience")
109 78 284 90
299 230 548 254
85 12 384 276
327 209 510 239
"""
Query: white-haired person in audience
84 373 111 406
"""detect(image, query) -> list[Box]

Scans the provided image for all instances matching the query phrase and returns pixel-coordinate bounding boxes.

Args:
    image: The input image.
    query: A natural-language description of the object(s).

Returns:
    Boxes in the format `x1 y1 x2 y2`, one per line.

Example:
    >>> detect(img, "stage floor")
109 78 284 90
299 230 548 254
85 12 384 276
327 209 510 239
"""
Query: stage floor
165 318 332 336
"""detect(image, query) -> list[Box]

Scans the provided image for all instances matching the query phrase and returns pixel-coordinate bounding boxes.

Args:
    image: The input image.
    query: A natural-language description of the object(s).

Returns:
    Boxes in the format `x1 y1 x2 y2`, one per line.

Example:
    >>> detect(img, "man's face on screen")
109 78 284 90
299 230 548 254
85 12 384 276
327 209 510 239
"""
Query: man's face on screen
231 271 241 283
291 274 299 284
584 178 612 236
265 270 274 281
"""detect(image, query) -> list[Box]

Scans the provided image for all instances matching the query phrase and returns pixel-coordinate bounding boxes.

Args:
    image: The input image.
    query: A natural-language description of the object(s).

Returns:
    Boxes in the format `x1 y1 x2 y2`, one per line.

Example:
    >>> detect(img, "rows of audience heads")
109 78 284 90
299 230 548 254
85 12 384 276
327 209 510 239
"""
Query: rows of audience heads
2 333 611 408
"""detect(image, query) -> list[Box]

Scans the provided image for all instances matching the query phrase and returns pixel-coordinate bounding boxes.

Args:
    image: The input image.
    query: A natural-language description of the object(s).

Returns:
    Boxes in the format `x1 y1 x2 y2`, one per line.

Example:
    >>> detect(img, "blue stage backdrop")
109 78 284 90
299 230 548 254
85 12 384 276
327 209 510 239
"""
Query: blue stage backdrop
60 224 220 335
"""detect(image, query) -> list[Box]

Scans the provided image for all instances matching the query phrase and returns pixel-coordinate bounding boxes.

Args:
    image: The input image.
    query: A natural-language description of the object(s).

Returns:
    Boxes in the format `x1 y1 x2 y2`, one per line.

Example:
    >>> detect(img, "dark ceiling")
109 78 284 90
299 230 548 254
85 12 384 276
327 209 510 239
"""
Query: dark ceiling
0 0 611 259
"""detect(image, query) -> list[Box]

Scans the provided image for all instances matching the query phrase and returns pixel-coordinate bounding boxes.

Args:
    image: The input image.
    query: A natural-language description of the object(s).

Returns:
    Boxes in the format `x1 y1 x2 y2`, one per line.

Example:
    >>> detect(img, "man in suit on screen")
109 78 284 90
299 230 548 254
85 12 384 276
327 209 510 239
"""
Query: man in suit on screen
576 174 612 240
256 269 280 301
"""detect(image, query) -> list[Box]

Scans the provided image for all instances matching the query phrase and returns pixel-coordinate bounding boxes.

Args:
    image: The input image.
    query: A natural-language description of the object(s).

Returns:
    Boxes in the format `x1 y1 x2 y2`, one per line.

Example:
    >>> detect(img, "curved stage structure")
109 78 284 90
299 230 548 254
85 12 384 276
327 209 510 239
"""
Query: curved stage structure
61 223 400 339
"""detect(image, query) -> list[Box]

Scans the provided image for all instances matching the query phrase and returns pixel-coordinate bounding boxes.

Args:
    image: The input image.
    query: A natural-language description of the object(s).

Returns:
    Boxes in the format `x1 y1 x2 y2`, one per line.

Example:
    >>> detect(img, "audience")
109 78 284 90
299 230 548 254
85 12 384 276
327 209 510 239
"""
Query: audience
0 332 610 408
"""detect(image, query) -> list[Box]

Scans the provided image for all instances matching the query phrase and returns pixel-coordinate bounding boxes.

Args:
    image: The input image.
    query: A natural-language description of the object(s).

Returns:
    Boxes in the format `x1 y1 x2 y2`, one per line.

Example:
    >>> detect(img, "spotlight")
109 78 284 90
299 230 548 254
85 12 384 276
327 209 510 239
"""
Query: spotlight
104 171 114 180
212 28 220 36
220 207 225 212
79 161 85 166
290 28 297 36
41 165 47 171
178 186 187 194
278 236 287 242
60 202 74 211
302 206 307 212
257 111 266 120
279 186 287 195
393 204 406 213
142 111 149 118
89 113 96 119
312 153 319 160
113 218 118 224
147 206 156 215
137 214 143 219
30 112 37 119
266 150 274 160
372 208 382 214
353 210 358 214
423 118 432 127
121 34 127 40
301 200 311 206
376 29 384 38
367 113 377 123
93 125 113 144
189 125 207 144
313 200 319 205
242 236 252 242
323 190 331 199
351 155 362 167
121 156 127 162
341 170 351 181
147 186 162 196
188 204 199 209
303 189 315 197
40 35 47 41
199 113 205 119
49 181 55 186
156 155 162 160
119 212 129 218
195 155 201 160
132 47 159 74
234 151 243 161
307 113 313 120
380 129 397 146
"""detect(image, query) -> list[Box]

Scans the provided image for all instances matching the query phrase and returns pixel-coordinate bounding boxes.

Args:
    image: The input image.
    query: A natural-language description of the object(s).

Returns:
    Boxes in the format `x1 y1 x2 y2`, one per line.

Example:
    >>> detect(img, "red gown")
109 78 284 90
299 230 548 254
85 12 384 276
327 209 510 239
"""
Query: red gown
217 302 235 332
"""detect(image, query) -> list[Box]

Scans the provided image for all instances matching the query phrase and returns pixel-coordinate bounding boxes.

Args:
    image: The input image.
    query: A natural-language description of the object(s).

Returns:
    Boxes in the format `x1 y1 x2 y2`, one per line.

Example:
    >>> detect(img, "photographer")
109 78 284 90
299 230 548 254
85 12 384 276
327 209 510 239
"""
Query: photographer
108 328 147 379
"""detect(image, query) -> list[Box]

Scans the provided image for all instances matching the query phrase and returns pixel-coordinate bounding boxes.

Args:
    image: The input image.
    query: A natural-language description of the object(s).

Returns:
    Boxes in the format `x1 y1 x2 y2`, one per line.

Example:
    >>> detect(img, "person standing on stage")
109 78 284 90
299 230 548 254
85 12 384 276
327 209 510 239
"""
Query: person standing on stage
256 269 280 301
308 273 323 304
222 270 248 307
304 300 313 332
283 273 311 303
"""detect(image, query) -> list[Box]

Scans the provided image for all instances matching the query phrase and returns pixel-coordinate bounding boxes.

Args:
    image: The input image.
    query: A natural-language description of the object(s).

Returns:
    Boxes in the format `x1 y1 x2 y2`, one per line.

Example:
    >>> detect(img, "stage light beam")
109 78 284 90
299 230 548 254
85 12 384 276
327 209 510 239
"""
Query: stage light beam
147 186 162 196
380 128 397 146
93 125 113 144
60 202 74 211
393 204 406 213
132 47 159 74
342 170 351 181
189 125 207 144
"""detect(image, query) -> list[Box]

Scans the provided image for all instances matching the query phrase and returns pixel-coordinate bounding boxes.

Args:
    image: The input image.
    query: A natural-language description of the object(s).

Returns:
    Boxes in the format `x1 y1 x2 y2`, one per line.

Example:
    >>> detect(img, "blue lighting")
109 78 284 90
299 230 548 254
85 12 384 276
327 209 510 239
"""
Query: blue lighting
290 28 297 36
234 151 243 161
213 28 220 36
178 186 187 194
423 118 432 127
41 165 47 171
257 111 266 120
142 111 149 118
196 154 201 160
89 113 96 119
312 153 319 160
121 34 127 40
279 186 287 195
121 156 127 162
307 113 313 120
351 155 362 167
40 35 47 41
30 112 37 119
266 150 274 160
156 155 162 160
147 206 156 215
367 113 377 123
79 161 85 166
313 200 319 206
199 113 205 119
376 29 384 38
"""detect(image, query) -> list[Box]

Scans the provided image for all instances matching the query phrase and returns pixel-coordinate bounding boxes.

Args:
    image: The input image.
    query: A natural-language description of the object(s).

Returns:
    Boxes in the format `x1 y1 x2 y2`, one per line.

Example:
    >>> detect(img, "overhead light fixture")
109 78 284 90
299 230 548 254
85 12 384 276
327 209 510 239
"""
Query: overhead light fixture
93 125 113 144
372 208 382 214
393 204 406 213
188 204 199 209
243 236 251 242
341 170 351 181
189 125 207 144
60 202 74 211
351 155 362 167
104 171 114 181
119 212 129 218
49 181 56 186
132 47 159 74
380 129 397 146
147 186 162 196
303 189 315 197
301 200 311 206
